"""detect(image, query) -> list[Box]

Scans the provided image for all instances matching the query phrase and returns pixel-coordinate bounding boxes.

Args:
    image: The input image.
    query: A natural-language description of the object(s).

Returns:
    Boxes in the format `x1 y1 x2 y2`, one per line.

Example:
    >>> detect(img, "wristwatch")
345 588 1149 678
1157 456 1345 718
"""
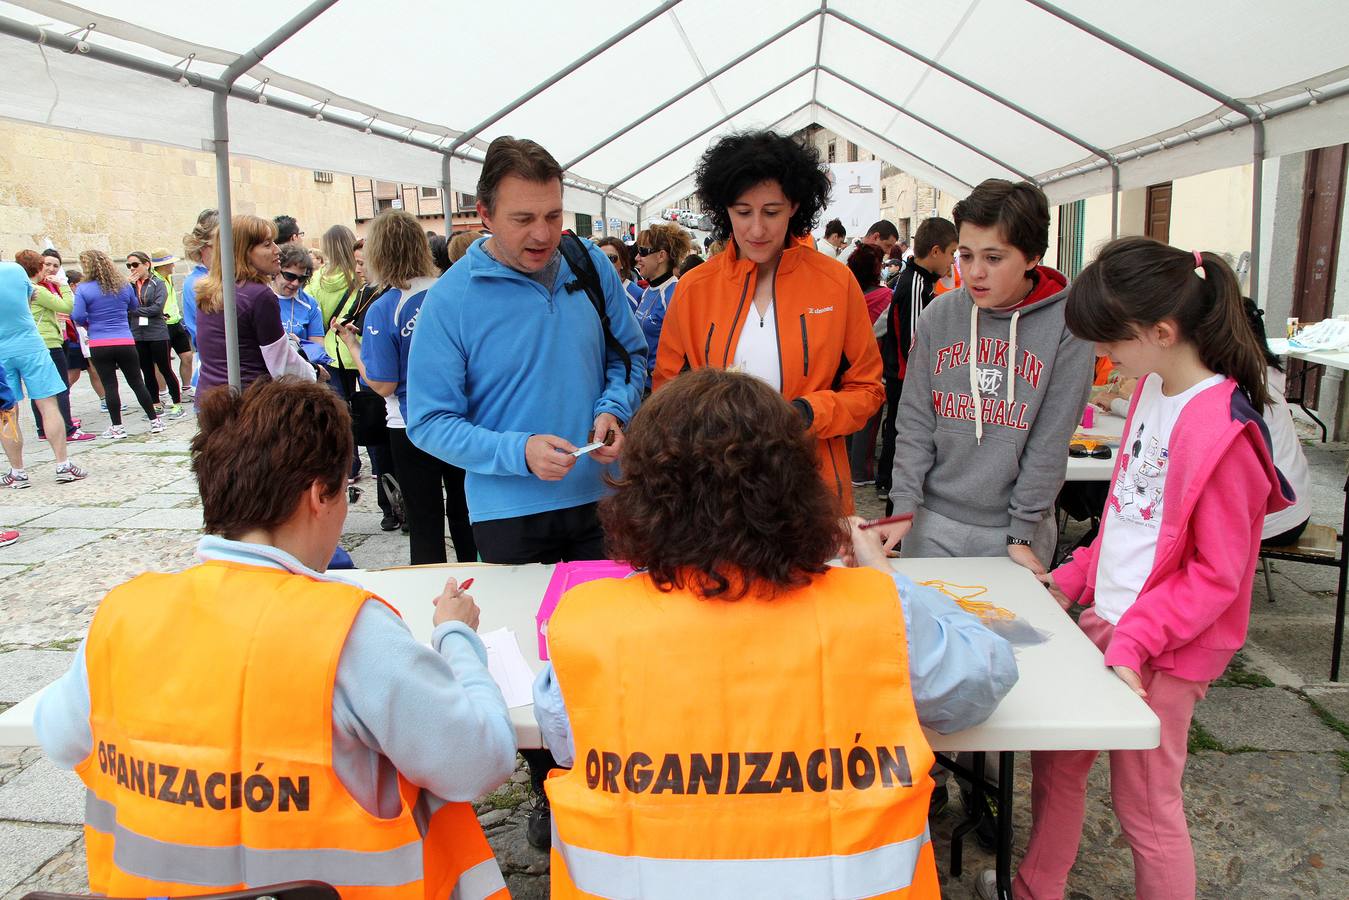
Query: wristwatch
1006 536 1033 547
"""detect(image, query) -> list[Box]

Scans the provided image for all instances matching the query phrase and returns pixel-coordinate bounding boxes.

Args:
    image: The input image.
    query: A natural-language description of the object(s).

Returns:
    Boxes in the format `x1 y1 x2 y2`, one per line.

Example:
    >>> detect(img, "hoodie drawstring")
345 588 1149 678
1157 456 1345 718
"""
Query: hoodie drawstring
968 304 1022 445
969 304 982 444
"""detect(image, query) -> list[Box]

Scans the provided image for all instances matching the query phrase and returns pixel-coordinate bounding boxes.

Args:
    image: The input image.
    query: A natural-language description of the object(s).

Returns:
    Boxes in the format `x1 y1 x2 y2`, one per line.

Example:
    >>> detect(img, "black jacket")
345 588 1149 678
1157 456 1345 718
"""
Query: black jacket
880 259 939 383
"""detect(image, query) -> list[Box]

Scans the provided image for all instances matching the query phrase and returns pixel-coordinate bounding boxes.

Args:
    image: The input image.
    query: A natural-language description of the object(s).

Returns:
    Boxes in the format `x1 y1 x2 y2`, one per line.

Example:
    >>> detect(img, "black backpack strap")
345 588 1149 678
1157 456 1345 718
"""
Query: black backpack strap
559 231 632 384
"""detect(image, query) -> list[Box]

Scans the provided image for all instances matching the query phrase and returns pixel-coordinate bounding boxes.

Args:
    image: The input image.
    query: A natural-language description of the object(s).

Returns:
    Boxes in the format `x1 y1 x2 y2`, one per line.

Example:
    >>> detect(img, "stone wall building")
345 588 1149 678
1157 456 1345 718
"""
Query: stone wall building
0 120 356 262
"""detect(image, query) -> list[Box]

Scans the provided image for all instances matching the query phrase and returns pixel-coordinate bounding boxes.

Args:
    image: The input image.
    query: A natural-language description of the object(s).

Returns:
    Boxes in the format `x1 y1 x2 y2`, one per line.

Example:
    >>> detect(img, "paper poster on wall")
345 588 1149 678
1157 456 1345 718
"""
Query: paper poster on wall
814 161 882 242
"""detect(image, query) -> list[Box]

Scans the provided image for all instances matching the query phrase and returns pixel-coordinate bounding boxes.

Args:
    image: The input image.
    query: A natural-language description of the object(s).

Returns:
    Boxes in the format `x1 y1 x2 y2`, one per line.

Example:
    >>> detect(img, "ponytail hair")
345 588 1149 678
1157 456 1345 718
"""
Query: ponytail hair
1065 236 1268 410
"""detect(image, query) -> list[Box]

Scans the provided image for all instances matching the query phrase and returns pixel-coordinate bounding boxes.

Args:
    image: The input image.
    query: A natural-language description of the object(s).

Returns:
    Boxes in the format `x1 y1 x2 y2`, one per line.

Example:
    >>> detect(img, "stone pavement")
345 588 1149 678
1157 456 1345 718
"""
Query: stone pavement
2 379 1348 898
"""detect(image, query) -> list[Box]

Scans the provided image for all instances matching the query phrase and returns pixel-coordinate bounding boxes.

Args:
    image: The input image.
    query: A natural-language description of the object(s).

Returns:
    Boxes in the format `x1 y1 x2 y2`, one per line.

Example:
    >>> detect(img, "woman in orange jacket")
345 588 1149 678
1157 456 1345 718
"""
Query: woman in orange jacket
652 131 884 513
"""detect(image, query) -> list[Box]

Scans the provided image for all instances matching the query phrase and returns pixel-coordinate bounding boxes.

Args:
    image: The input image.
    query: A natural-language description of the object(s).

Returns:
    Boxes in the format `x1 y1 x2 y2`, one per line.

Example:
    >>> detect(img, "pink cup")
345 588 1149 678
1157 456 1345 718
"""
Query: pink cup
1081 404 1095 428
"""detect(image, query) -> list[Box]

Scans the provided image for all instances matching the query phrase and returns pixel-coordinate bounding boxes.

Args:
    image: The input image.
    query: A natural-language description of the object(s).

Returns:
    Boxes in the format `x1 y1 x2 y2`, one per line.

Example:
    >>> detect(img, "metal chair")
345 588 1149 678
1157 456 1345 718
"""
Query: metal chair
1258 465 1349 681
22 882 338 900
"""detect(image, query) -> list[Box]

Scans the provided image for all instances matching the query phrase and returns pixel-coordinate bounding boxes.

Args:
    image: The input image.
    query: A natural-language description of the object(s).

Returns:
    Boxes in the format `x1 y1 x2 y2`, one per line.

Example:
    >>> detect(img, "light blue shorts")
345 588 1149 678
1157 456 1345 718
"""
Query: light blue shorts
1 347 66 401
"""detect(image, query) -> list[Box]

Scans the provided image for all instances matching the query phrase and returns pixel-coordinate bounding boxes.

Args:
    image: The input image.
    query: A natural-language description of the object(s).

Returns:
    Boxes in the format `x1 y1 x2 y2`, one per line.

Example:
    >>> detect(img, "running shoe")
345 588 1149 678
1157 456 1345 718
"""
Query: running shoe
150 416 167 434
98 400 127 413
0 529 18 548
153 404 164 416
66 430 97 443
2 469 30 490
182 386 195 401
100 425 128 441
71 417 81 429
165 404 186 419
55 461 88 483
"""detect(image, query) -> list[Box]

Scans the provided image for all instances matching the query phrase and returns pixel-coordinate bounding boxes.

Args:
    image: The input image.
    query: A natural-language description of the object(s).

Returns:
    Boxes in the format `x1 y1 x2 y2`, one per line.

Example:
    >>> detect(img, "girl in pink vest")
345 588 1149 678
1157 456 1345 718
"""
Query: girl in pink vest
996 238 1293 900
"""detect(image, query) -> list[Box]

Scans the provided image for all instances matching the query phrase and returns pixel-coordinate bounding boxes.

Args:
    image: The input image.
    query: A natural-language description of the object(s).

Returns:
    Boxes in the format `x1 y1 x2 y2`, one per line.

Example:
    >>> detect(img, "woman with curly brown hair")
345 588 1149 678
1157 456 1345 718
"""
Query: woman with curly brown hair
533 367 1016 899
73 249 160 438
652 130 885 514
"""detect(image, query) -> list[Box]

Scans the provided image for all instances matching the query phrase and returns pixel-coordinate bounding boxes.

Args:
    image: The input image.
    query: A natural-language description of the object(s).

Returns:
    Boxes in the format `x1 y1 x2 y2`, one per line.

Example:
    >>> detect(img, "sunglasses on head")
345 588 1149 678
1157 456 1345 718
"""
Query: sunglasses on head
279 270 311 284
635 246 657 257
1068 440 1113 460
125 261 141 269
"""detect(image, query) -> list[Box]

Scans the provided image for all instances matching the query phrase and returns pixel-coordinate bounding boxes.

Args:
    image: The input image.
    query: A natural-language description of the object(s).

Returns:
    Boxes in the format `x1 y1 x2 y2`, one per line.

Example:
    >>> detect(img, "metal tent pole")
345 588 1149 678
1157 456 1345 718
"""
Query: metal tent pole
214 0 338 390
446 1 682 164
440 154 454 237
827 8 1118 204
607 68 813 193
637 102 813 210
818 66 1035 182
600 194 609 237
1026 0 1267 290
562 10 818 171
816 103 973 191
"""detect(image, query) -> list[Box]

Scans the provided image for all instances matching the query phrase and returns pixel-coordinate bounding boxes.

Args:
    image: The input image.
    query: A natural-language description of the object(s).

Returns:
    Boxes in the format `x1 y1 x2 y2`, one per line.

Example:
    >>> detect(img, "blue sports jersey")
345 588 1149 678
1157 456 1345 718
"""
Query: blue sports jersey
360 278 436 423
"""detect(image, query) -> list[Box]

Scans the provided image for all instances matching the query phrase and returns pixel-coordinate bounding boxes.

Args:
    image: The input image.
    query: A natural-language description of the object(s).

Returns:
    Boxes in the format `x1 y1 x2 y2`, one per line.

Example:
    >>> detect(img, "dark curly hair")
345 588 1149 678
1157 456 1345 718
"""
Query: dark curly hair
695 131 831 242
601 368 845 599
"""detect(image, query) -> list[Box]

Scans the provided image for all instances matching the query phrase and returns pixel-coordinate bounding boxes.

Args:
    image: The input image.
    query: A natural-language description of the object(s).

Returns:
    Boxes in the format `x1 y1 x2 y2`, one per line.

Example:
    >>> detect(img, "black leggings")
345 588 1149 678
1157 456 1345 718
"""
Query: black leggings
136 339 180 404
91 345 157 426
388 427 477 564
31 347 74 437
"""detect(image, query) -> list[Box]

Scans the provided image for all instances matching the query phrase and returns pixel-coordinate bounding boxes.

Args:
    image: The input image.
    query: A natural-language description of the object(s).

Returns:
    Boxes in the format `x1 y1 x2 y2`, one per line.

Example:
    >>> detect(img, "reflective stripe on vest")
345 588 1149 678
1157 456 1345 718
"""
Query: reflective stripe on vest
555 821 932 900
77 562 507 900
87 793 422 887
545 568 939 898
450 858 509 900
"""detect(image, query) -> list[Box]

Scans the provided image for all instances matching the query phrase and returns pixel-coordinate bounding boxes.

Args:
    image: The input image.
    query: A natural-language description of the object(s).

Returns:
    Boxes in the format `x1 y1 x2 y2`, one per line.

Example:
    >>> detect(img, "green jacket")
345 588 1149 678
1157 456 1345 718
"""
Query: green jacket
311 271 358 367
30 282 74 349
156 272 181 324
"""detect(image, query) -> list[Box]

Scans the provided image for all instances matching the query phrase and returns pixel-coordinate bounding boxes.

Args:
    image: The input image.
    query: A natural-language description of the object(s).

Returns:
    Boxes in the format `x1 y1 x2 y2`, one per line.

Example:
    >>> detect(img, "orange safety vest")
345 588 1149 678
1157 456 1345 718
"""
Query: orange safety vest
545 566 939 899
77 560 507 900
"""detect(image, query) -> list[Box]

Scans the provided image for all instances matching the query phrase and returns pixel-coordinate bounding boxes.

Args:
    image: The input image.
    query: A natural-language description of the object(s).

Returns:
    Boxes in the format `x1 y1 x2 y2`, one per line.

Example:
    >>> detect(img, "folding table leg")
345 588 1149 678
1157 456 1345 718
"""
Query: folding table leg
947 751 986 878
1332 555 1348 681
995 751 1015 900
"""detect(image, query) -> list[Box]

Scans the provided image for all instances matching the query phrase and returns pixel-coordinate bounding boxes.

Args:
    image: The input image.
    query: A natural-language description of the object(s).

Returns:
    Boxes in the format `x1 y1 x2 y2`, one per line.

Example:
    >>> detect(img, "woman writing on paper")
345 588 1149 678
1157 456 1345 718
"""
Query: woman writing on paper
35 377 515 899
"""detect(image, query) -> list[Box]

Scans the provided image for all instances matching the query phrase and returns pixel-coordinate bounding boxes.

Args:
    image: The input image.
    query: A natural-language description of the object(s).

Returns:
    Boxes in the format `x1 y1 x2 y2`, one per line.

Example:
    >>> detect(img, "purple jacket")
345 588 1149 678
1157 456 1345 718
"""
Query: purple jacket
73 281 138 347
1054 377 1293 681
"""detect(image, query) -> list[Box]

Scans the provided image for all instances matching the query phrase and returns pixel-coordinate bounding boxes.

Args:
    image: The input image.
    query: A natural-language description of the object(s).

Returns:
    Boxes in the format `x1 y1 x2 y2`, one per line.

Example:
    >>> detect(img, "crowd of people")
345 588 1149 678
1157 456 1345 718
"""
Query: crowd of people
10 126 1310 899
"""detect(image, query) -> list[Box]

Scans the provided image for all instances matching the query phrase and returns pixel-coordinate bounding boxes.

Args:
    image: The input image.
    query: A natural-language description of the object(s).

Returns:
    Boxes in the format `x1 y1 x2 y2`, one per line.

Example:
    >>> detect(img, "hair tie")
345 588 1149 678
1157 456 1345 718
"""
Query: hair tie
1192 250 1206 280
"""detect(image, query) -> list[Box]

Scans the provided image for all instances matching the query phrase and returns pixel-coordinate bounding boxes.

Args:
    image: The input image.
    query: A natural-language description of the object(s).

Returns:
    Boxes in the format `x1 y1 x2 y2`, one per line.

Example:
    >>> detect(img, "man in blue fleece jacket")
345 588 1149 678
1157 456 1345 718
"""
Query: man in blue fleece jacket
406 137 645 562
406 137 646 851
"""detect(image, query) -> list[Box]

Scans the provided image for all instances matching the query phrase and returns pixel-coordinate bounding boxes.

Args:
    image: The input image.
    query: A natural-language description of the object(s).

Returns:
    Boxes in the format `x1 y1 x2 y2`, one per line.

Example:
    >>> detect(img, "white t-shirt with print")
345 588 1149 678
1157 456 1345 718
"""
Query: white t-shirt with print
732 299 783 393
1093 372 1225 625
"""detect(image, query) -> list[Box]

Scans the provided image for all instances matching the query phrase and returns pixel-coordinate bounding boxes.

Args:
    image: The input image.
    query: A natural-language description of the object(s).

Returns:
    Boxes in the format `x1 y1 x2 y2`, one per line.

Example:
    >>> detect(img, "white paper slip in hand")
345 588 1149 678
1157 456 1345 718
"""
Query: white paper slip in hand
570 441 604 458
479 627 536 709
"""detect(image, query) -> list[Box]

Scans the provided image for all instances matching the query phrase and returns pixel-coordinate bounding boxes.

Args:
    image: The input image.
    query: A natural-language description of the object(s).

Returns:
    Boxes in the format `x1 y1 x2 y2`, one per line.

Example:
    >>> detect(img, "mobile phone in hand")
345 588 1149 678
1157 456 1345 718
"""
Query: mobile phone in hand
571 441 604 458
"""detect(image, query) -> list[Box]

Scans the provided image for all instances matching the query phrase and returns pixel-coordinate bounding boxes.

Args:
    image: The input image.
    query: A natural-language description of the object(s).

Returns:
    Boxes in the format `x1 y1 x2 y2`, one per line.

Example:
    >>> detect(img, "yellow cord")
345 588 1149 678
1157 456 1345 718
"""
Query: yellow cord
920 580 1015 622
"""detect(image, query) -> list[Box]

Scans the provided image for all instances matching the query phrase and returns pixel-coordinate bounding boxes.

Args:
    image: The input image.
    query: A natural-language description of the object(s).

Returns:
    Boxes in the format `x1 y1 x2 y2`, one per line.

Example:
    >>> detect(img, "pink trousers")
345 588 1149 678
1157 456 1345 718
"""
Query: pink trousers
1013 608 1210 900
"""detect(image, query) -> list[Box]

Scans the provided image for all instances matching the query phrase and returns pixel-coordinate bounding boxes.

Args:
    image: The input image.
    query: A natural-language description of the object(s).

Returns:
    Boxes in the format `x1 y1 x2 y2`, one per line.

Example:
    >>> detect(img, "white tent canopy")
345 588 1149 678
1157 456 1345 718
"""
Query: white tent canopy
3 0 1349 384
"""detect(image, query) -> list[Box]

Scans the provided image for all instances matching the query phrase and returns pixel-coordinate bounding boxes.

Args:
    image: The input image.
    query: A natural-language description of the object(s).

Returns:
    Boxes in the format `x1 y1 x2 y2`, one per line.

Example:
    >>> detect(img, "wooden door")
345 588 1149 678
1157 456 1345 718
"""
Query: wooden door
1145 182 1172 243
1290 144 1347 405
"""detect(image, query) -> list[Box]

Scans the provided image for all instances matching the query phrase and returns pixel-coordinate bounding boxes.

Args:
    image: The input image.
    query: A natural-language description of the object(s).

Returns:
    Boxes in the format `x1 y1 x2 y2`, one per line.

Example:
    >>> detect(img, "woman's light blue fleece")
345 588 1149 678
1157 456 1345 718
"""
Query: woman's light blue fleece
532 569 1020 767
34 536 517 817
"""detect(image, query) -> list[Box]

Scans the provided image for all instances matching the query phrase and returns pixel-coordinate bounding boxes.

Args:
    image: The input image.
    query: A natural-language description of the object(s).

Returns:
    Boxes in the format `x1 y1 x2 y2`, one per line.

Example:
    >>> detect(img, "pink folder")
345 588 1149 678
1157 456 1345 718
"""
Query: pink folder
536 560 635 660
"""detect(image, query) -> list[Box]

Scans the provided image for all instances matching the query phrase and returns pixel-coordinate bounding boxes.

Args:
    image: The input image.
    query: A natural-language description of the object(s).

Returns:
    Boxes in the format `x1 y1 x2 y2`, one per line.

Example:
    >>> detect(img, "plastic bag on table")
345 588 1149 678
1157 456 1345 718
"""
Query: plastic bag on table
920 579 1051 647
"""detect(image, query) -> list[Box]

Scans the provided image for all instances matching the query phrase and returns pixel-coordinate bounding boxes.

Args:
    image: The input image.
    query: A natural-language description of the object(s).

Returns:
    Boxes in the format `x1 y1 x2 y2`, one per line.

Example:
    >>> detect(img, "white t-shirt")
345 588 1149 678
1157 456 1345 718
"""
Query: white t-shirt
732 299 782 393
1094 372 1224 624
1261 367 1310 538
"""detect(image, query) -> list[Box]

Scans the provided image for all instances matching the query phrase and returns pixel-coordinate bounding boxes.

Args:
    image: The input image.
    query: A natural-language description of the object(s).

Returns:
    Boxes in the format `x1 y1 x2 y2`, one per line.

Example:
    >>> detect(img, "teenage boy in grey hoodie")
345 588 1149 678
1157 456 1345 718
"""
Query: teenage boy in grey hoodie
878 179 1094 572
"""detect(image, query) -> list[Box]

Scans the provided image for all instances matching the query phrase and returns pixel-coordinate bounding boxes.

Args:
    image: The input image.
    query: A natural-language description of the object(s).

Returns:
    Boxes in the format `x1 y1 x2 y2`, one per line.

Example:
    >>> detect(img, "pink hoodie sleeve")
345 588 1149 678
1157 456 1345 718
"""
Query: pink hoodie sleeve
1103 434 1269 673
1050 535 1099 604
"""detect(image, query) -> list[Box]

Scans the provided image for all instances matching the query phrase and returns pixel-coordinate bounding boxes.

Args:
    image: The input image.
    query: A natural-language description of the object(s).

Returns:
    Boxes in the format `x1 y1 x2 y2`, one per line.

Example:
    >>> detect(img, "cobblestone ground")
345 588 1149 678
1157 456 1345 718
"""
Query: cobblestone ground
2 382 1348 898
